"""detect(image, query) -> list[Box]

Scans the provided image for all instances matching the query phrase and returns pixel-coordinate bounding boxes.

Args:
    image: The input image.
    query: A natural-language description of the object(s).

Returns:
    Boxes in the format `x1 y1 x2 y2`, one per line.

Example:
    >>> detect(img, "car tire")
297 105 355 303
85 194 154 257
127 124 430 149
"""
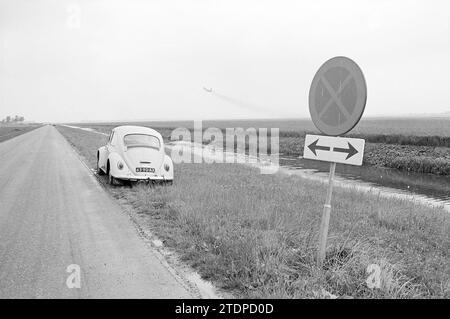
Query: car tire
97 160 105 175
108 171 118 186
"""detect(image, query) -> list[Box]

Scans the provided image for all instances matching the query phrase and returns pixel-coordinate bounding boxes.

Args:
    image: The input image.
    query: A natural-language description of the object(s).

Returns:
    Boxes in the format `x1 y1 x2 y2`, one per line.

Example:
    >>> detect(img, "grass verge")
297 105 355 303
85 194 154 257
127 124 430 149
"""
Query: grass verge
0 124 42 143
57 125 449 298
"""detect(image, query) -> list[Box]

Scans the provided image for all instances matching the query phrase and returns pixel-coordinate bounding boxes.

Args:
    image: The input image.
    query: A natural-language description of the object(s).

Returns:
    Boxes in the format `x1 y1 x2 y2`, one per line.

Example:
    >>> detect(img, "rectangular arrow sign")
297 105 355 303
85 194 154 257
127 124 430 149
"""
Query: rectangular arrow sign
303 134 365 166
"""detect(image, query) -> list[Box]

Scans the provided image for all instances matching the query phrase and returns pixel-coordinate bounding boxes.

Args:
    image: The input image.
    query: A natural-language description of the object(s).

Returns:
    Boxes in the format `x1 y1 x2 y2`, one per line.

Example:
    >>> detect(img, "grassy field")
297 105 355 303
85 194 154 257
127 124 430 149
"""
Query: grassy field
0 124 41 143
73 117 450 137
57 125 449 299
70 117 450 175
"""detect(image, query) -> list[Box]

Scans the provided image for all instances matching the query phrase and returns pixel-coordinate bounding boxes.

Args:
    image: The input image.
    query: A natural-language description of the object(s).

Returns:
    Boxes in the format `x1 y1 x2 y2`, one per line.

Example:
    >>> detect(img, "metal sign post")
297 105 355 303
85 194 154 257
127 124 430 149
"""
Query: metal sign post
307 56 367 267
317 162 336 265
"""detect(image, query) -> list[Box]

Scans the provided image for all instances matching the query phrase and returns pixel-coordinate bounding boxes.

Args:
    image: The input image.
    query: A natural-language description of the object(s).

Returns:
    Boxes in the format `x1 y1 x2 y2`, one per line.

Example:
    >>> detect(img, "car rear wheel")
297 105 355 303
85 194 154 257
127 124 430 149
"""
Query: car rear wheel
97 159 105 175
108 171 119 186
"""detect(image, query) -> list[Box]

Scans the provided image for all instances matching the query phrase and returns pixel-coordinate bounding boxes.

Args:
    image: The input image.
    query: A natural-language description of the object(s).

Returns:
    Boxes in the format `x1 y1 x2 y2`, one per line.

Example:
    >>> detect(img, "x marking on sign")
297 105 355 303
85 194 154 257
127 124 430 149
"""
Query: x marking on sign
318 74 352 120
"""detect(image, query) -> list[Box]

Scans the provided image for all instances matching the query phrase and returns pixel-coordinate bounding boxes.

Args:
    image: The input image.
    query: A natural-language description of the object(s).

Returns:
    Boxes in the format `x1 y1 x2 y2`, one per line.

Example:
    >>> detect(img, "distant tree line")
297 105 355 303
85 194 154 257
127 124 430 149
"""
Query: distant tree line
0 115 25 123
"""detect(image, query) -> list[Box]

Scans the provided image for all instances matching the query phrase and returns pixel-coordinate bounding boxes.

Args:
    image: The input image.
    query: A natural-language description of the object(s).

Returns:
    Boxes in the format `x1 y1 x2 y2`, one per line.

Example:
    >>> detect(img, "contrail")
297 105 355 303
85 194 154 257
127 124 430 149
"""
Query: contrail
204 88 278 116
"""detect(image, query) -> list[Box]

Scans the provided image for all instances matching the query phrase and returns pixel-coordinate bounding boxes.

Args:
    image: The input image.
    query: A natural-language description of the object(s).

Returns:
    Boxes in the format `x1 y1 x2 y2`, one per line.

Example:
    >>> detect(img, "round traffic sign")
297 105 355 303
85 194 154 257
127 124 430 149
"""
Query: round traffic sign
309 56 367 136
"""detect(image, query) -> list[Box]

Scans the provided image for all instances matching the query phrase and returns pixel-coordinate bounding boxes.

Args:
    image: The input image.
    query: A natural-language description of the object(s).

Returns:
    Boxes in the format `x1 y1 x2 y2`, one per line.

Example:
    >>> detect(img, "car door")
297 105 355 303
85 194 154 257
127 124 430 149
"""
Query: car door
107 131 115 154
103 130 114 165
98 131 113 172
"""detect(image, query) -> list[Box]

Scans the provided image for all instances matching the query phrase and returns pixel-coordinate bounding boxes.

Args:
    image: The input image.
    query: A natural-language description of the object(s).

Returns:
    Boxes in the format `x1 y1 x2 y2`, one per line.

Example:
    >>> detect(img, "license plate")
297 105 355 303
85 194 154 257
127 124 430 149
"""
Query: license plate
136 167 155 173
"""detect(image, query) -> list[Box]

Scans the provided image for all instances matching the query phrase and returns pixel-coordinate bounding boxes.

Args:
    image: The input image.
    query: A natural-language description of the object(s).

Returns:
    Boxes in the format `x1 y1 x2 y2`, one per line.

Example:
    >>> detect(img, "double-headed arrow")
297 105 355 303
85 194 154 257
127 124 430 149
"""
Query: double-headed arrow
308 139 358 159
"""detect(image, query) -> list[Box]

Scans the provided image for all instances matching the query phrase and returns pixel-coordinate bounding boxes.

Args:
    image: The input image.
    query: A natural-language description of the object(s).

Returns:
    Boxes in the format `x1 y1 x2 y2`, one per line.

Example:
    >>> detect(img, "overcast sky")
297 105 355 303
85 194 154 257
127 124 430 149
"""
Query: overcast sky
0 0 449 122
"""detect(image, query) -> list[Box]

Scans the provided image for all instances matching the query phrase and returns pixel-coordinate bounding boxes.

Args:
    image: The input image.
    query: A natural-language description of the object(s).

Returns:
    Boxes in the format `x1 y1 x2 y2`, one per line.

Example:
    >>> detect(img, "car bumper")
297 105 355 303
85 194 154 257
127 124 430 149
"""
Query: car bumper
113 174 172 182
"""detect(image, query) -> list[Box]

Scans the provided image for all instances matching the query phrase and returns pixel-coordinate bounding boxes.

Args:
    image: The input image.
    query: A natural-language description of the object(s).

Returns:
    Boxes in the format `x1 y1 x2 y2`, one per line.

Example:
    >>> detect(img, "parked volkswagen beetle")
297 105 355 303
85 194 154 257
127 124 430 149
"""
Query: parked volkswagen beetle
97 126 173 185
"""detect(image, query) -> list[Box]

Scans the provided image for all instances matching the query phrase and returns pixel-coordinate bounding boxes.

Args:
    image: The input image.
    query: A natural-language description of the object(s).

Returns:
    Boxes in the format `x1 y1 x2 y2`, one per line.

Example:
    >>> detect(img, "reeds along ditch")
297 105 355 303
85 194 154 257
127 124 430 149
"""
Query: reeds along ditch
385 156 450 175
349 134 450 148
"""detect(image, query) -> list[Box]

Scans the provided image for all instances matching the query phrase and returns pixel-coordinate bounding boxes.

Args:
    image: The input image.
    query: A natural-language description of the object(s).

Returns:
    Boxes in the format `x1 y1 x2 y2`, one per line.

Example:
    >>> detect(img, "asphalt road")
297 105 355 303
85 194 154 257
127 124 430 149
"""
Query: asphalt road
0 125 194 298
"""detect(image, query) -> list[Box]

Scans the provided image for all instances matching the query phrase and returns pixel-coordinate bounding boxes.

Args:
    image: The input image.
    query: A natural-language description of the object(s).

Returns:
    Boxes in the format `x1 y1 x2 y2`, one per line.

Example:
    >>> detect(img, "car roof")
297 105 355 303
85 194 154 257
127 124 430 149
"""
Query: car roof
112 125 163 140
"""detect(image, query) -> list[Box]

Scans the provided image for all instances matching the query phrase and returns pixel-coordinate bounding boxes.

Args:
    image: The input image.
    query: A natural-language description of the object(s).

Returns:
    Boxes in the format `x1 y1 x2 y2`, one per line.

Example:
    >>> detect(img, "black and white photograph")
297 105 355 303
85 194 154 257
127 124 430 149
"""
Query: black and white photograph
0 0 449 307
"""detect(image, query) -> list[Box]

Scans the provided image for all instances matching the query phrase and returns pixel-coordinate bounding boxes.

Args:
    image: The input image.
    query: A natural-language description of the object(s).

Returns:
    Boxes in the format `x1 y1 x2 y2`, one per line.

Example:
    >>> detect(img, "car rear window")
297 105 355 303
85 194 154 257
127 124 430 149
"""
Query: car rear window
123 134 160 150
